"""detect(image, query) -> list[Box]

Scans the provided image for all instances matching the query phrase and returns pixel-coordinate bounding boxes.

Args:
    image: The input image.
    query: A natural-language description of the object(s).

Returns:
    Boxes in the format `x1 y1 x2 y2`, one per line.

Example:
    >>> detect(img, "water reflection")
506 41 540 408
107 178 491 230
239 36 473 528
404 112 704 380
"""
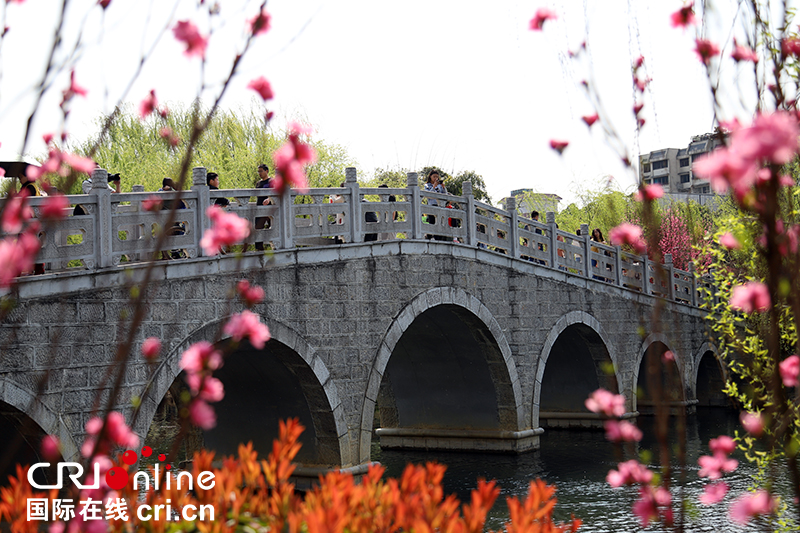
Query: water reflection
372 409 769 532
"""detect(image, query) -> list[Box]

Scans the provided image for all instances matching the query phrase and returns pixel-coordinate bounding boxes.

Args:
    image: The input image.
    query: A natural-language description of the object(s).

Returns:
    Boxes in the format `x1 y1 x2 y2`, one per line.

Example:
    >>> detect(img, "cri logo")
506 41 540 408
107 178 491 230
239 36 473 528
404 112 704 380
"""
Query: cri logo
28 446 170 490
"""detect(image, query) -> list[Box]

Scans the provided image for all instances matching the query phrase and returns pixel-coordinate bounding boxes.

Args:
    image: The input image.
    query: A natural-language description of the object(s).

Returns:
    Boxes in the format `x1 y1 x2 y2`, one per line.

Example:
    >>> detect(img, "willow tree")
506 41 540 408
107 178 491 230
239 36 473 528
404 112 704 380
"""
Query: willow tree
72 103 356 193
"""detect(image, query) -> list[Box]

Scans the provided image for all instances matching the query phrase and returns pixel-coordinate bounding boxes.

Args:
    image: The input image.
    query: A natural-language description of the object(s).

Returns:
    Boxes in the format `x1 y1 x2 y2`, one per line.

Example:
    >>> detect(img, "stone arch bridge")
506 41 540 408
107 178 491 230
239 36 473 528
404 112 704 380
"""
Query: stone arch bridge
1 242 722 478
0 168 723 479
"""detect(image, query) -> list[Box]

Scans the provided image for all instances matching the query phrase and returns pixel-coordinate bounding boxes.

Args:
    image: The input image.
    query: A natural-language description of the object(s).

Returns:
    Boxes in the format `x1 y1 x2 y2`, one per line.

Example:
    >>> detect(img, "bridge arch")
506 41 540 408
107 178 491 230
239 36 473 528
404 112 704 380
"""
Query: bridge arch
633 334 686 412
360 287 524 461
0 376 78 460
693 342 729 407
534 311 620 427
136 315 349 467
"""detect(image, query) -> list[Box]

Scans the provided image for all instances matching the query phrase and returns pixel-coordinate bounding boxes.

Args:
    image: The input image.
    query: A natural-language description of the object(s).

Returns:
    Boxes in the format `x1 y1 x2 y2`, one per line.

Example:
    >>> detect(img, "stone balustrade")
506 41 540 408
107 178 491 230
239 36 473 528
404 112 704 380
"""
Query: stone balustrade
17 166 712 308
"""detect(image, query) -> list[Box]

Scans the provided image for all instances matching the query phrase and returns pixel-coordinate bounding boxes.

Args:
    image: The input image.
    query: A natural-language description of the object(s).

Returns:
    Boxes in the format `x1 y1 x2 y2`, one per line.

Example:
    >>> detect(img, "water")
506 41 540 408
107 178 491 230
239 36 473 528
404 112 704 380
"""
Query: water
371 409 787 532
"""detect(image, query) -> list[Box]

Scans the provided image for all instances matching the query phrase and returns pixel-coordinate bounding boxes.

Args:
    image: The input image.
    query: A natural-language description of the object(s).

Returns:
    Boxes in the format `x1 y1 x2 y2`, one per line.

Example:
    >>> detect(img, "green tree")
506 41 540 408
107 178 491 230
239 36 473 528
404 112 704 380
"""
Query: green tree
445 170 491 204
72 103 356 193
367 167 410 188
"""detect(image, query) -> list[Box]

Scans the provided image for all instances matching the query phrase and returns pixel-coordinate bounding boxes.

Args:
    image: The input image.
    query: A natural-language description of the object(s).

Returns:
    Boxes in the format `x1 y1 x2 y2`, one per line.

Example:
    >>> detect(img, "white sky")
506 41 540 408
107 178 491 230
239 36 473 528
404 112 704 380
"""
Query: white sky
0 0 758 206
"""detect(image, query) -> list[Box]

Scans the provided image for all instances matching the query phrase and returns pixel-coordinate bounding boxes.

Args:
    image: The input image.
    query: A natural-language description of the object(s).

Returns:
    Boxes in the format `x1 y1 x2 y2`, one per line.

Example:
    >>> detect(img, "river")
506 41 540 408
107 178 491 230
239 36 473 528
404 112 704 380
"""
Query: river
371 408 787 532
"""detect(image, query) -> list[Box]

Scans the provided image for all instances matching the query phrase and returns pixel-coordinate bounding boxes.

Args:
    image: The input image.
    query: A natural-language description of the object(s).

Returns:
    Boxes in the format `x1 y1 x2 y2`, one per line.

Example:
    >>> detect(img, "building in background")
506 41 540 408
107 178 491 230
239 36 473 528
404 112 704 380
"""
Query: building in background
501 189 561 218
639 132 725 200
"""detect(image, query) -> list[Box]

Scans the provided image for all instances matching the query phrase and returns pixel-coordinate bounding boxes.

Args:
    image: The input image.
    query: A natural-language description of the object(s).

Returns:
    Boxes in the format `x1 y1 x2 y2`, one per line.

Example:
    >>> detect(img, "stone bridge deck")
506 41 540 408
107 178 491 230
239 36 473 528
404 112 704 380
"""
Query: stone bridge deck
0 168 723 478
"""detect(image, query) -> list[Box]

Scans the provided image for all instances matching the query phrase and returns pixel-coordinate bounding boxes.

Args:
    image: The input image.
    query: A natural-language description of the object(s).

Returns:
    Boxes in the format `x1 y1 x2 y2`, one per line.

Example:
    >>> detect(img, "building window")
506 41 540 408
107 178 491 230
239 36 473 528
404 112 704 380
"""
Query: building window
642 163 651 173
652 160 668 170
679 158 689 167
691 153 704 162
653 176 669 185
680 173 690 183
701 186 710 193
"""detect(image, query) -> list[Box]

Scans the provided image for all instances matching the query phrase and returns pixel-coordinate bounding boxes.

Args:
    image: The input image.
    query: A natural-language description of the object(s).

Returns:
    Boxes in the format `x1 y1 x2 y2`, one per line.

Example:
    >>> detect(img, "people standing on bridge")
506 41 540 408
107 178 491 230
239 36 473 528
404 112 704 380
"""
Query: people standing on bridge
254 164 272 251
159 178 187 260
18 176 45 275
207 172 230 207
424 171 447 238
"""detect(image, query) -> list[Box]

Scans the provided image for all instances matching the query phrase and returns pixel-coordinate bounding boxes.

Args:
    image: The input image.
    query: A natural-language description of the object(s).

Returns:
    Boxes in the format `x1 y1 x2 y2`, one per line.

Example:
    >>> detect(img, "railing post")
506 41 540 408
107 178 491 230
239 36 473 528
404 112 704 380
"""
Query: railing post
132 185 144 192
507 196 518 258
664 253 675 300
546 211 557 268
91 168 113 268
191 167 209 256
345 167 361 243
642 257 650 295
580 223 590 278
462 181 475 246
280 185 293 249
408 172 423 240
614 245 622 286
689 262 697 306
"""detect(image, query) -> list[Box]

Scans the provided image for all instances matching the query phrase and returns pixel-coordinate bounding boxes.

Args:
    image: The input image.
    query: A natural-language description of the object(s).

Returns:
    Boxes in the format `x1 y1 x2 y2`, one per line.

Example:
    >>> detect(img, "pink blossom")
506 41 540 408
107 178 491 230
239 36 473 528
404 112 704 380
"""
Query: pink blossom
632 489 658 526
172 20 208 58
740 411 764 436
549 139 569 154
633 102 644 115
662 350 675 363
692 147 757 195
634 55 644 69
783 37 800 56
632 486 671 526
223 310 270 349
633 183 664 202
141 337 161 360
581 114 598 126
139 90 158 119
273 123 316 194
42 133 53 145
734 111 799 166
709 435 736 455
159 127 179 147
585 388 626 417
200 205 251 255
180 341 223 375
61 152 96 174
2 192 33 234
248 9 271 35
0 232 40 287
609 222 646 254
141 195 162 212
83 412 138 457
719 232 740 249
41 435 61 461
698 453 738 480
700 482 729 505
41 194 69 221
199 376 224 402
695 39 721 65
670 2 695 28
529 8 557 31
189 399 216 429
729 490 775 524
779 355 800 387
607 460 653 488
634 77 650 92
604 420 642 442
61 70 88 107
237 279 265 307
729 281 770 313
247 76 274 101
732 39 758 62
98 0 111 9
